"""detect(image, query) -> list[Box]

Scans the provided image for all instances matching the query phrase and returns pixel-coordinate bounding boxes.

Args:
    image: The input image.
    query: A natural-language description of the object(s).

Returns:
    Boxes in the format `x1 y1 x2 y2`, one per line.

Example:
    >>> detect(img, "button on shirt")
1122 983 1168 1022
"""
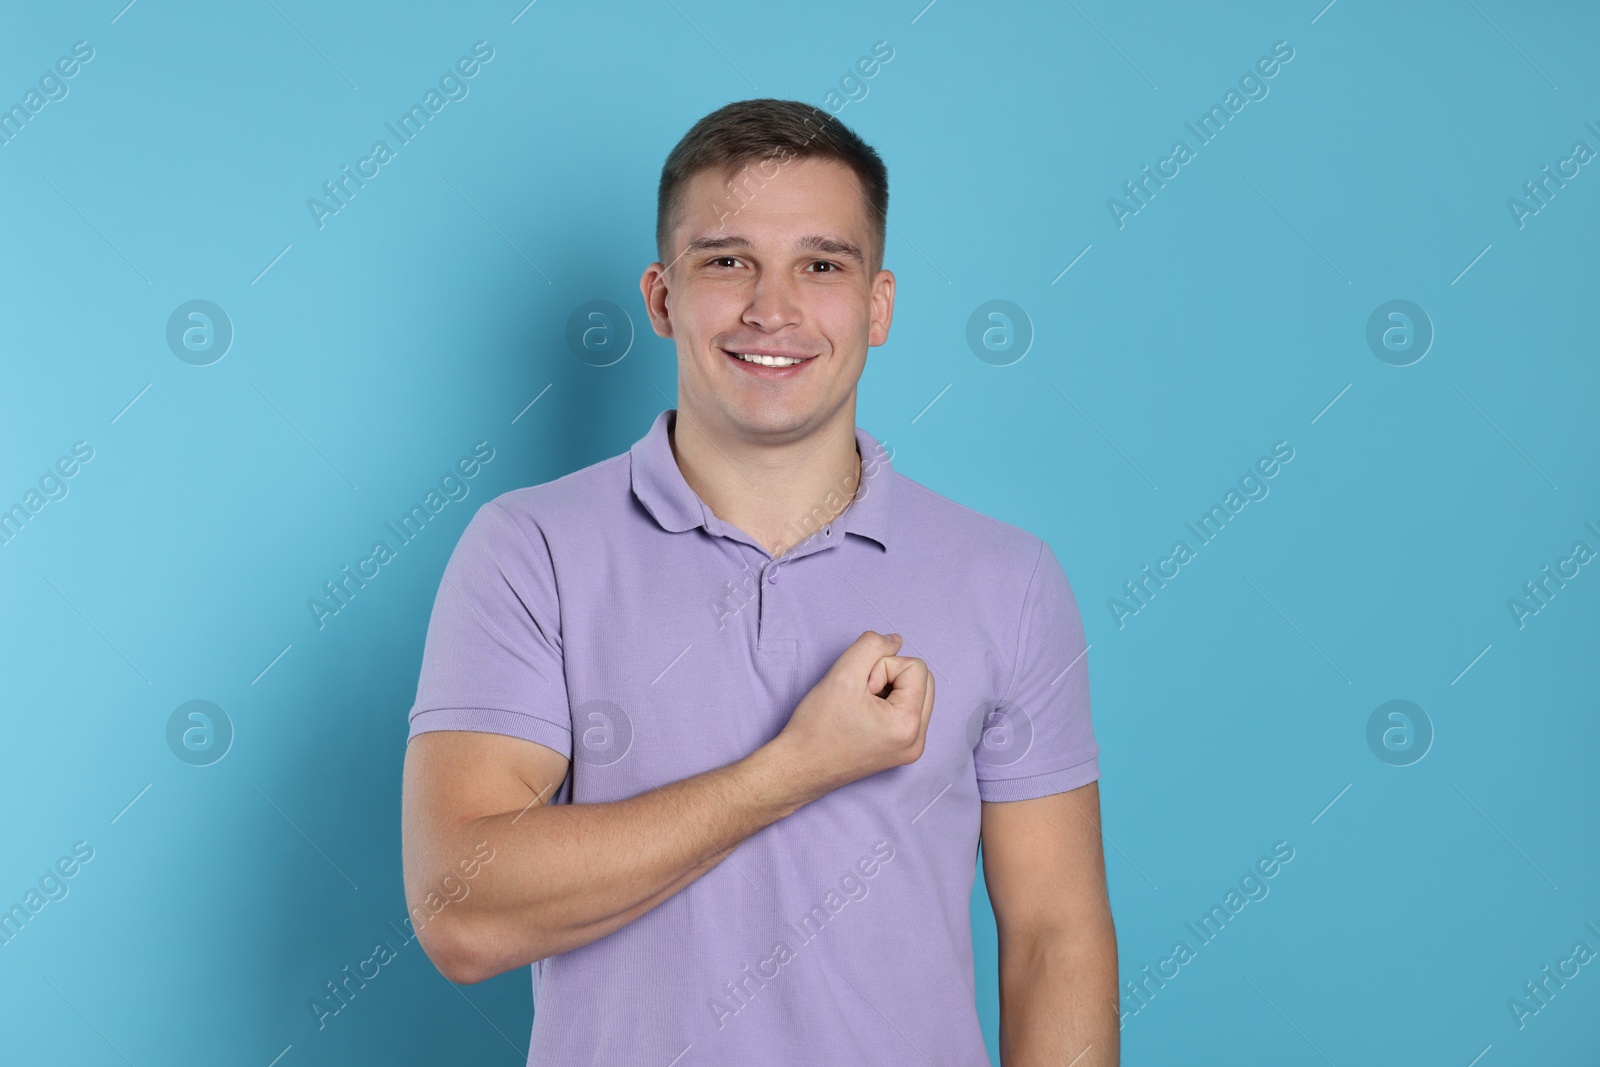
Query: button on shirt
408 408 1100 1066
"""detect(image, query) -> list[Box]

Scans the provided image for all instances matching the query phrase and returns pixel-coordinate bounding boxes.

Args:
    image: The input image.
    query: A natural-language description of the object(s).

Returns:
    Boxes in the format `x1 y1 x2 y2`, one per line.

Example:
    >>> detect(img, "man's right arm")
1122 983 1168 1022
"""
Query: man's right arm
401 629 934 984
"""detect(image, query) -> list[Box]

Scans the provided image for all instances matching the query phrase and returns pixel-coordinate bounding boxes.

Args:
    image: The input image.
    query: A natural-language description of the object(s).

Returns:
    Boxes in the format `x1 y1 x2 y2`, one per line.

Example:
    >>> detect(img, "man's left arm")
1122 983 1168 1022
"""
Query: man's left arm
980 780 1119 1066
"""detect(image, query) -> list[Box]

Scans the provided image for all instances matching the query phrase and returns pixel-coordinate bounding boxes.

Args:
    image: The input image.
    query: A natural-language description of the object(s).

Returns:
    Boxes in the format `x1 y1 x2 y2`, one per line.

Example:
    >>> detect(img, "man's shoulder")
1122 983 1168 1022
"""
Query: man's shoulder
480 449 633 528
888 469 1049 576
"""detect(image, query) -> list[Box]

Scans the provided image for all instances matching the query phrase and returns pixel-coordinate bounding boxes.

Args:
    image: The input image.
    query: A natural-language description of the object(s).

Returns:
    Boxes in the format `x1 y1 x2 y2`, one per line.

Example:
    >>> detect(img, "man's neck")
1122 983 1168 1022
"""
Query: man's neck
667 406 863 559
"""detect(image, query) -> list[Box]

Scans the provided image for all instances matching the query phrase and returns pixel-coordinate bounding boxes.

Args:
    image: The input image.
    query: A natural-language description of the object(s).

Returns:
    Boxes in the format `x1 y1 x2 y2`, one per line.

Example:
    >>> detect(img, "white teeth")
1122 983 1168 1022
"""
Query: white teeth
732 352 805 367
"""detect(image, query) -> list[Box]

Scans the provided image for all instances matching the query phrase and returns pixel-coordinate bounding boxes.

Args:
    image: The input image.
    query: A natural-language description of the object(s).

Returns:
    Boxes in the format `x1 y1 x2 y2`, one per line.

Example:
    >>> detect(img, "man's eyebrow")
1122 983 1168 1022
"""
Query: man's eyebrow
681 233 865 264
796 234 865 264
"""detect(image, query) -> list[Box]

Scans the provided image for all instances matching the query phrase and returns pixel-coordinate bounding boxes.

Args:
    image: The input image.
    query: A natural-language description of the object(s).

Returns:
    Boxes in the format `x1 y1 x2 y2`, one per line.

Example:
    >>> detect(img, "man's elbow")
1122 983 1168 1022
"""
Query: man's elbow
414 909 539 985
413 912 483 984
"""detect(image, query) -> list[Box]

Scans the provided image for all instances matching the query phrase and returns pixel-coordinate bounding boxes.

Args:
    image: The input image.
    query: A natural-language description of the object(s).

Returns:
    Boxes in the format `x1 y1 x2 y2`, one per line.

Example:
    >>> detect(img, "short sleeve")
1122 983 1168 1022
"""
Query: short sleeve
976 539 1100 802
406 500 573 761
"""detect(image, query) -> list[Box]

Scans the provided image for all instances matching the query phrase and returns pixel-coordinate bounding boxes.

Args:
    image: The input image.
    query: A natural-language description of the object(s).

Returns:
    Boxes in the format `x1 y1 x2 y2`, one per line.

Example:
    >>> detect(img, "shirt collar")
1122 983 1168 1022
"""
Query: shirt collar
630 408 894 552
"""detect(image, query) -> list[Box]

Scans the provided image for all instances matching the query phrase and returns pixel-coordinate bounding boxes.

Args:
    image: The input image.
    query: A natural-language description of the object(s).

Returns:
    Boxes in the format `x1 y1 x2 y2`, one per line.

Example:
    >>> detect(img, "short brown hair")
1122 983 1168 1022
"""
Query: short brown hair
655 98 889 274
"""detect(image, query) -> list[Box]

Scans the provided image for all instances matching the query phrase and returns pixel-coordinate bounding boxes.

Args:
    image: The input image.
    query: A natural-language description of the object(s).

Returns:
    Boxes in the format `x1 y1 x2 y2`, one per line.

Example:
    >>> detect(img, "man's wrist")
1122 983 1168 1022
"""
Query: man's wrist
741 736 824 822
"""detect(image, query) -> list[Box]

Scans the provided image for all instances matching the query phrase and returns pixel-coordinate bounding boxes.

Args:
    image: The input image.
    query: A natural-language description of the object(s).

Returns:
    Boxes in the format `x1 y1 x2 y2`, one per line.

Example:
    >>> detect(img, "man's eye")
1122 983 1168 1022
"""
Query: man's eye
808 261 838 273
711 256 741 268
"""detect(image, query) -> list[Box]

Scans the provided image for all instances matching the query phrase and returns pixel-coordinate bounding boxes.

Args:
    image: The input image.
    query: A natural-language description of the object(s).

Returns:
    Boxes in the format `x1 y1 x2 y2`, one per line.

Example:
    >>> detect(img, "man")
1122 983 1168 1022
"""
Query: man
401 98 1118 1065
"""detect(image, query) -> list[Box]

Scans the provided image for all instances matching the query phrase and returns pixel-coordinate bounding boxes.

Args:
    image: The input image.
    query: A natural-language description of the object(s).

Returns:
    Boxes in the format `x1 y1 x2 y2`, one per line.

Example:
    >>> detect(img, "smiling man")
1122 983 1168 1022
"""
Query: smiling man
401 98 1117 1065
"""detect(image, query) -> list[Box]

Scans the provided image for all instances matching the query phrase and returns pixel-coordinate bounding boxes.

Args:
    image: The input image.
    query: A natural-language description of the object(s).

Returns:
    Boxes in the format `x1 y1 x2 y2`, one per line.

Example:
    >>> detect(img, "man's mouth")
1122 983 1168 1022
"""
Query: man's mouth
722 348 816 370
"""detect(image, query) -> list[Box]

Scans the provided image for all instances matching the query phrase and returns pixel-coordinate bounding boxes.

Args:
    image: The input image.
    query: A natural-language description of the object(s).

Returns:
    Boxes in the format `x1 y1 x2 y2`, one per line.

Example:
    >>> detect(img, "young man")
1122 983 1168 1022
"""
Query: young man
401 99 1118 1065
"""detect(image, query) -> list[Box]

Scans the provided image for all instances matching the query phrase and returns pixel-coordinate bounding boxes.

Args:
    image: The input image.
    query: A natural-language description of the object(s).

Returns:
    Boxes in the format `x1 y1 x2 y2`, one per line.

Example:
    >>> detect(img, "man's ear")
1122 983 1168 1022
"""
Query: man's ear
639 265 674 338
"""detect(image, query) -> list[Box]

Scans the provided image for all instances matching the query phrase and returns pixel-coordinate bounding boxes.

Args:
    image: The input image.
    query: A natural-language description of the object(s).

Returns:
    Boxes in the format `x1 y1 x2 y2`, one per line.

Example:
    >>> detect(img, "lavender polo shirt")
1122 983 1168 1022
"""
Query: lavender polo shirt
408 408 1100 1066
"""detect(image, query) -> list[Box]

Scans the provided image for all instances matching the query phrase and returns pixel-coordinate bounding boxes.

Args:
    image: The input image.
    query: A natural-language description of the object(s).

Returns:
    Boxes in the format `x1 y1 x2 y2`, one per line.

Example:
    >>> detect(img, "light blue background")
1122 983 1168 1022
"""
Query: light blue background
2 1 1596 1064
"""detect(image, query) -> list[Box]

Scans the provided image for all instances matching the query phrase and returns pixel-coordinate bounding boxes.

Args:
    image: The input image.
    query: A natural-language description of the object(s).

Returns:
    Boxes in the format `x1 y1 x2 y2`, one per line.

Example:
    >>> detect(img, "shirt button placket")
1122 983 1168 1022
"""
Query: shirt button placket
758 559 778 638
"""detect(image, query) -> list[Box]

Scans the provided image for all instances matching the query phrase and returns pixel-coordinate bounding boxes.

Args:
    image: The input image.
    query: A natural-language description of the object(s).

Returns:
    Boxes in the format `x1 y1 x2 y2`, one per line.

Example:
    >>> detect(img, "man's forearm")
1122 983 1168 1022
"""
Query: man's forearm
420 739 818 982
998 923 1120 1066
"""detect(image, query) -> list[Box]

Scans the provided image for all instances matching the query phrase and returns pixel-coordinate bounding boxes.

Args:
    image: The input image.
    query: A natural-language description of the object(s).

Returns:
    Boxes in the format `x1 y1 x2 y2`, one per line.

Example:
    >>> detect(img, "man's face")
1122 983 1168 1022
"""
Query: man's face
640 156 894 442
